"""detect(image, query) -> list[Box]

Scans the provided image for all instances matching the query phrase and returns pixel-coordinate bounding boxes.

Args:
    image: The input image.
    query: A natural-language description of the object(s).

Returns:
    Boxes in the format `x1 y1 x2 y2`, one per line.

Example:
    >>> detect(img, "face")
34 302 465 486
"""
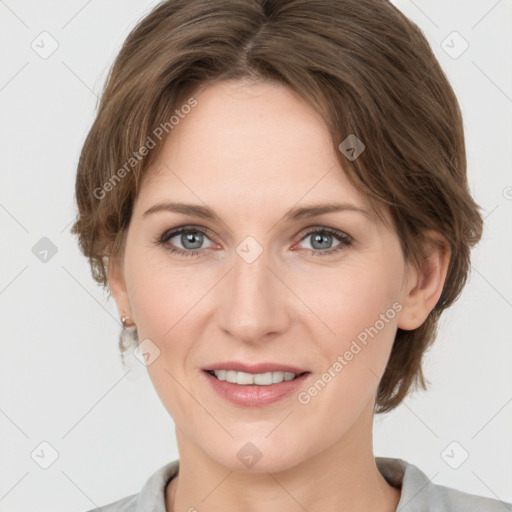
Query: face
110 79 423 473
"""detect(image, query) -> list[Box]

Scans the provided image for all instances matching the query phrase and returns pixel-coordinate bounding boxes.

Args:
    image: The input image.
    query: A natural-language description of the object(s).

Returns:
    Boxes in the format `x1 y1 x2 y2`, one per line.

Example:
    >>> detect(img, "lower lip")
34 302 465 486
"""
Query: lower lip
203 370 311 407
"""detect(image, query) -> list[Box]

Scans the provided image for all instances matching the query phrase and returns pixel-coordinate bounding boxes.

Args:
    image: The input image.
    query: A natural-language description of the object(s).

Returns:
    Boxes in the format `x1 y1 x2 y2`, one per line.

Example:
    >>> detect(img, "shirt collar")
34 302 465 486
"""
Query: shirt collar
135 459 179 512
376 456 443 511
133 457 440 512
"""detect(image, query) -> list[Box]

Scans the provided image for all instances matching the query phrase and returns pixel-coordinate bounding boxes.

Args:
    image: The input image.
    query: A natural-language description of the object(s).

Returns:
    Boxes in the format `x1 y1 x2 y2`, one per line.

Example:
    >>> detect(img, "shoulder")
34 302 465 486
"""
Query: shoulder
83 493 137 512
81 459 180 512
376 456 511 512
432 482 511 511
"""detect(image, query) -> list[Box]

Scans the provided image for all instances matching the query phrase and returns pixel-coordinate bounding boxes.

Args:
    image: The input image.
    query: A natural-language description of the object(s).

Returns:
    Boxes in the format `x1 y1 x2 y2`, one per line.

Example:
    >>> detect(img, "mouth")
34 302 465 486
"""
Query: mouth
202 367 312 407
204 369 309 386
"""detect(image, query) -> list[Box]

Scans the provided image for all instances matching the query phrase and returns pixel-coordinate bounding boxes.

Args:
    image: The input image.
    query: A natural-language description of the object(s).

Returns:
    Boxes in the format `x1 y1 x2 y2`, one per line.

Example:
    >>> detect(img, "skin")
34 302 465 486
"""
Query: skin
108 79 450 512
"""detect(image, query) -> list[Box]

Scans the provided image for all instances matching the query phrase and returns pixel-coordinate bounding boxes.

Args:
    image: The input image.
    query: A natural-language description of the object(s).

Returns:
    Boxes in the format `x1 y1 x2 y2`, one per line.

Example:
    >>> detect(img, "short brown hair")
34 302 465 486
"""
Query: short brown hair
71 0 484 413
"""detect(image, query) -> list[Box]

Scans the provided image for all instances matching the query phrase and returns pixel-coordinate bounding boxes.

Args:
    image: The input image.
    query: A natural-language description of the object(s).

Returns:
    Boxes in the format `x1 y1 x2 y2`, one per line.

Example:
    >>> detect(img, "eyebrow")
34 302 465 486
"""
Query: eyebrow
143 201 373 223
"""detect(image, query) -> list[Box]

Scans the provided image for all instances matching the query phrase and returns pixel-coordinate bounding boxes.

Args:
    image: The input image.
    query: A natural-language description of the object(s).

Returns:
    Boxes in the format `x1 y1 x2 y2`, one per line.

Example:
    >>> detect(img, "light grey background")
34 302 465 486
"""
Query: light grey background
1 1 511 511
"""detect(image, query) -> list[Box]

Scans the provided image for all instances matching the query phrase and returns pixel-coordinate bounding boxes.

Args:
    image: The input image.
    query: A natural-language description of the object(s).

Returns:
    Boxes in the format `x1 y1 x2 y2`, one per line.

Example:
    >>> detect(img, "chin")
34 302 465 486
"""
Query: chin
203 436 310 474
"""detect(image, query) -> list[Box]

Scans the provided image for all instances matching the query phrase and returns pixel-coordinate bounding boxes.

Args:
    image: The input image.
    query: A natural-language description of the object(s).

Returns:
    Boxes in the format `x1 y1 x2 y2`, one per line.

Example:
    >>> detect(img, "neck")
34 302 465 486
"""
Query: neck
166 401 401 512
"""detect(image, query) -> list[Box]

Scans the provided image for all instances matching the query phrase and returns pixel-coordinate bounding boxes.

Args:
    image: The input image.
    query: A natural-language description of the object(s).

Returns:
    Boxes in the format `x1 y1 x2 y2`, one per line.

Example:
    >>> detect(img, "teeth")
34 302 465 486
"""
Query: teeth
213 370 298 385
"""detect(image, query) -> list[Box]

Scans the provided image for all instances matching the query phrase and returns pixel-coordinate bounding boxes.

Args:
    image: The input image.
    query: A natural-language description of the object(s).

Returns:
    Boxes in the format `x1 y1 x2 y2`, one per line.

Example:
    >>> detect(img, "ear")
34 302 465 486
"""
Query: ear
106 255 134 323
397 231 451 330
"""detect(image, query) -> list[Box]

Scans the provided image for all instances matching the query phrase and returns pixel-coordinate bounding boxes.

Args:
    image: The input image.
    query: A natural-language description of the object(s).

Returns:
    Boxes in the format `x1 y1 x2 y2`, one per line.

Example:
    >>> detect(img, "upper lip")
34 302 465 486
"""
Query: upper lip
202 361 309 375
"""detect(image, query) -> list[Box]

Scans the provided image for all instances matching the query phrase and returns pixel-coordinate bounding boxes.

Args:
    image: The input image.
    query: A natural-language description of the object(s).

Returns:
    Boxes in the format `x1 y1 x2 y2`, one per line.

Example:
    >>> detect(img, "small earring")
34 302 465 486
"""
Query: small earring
121 316 135 328
119 315 138 363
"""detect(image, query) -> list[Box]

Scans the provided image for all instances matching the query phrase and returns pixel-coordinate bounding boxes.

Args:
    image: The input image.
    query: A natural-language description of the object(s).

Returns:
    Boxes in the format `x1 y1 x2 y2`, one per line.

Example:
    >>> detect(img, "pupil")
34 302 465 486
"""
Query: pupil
183 231 202 249
312 233 331 250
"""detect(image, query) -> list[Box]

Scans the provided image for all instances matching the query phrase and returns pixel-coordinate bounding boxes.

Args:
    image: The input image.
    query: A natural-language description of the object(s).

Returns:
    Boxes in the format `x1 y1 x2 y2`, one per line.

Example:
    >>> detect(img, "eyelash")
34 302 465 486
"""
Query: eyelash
155 225 353 259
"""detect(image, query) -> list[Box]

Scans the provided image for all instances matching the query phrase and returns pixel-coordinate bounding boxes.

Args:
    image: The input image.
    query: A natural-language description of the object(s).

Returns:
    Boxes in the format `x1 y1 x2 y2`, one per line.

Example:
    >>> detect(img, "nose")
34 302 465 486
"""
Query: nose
217 246 291 344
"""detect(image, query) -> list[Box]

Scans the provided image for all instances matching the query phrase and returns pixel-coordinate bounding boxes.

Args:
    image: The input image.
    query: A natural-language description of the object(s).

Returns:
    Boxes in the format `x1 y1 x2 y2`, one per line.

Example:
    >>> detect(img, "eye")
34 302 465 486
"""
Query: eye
294 227 353 257
156 226 215 257
155 225 353 258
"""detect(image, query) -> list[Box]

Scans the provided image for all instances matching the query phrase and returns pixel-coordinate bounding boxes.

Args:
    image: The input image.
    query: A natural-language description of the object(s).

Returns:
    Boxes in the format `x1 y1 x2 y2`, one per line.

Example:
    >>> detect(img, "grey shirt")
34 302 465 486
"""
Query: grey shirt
85 457 511 511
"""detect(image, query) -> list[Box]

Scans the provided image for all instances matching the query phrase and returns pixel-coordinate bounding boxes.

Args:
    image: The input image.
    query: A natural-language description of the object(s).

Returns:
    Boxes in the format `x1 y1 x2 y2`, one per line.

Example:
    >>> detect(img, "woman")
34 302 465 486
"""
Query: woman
72 0 510 510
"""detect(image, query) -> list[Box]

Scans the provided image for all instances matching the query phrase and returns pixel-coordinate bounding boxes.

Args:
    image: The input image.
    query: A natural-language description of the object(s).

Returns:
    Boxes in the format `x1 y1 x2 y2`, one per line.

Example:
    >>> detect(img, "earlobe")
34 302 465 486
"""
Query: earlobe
397 232 451 331
106 255 133 322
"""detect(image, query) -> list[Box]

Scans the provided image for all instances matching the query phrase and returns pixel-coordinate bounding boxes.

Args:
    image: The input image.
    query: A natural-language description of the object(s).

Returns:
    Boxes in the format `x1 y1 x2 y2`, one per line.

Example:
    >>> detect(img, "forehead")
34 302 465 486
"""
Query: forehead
138 79 375 220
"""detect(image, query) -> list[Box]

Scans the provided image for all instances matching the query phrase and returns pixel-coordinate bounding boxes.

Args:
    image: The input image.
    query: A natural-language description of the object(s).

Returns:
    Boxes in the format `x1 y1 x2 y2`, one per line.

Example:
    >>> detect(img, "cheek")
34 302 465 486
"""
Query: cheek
125 244 203 340
293 269 401 436
300 258 402 343
124 250 207 419
297 258 403 403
